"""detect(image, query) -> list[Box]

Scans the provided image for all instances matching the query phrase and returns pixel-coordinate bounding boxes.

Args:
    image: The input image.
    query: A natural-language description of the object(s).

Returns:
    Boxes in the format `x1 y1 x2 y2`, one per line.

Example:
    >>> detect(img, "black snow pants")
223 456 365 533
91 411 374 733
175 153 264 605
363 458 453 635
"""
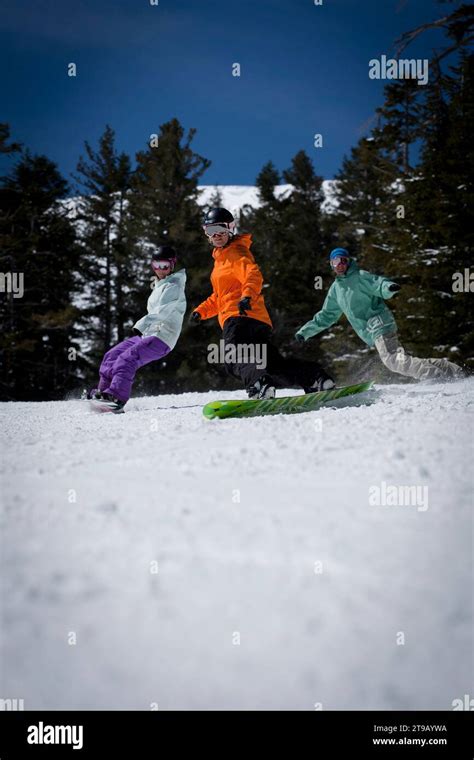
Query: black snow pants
222 316 333 391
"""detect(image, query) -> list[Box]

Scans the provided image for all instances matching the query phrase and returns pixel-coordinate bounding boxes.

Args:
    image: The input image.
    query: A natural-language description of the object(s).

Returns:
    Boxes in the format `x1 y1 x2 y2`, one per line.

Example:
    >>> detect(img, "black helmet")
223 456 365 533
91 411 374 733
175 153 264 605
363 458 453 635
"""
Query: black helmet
203 207 234 225
151 244 177 273
151 245 178 264
151 245 177 262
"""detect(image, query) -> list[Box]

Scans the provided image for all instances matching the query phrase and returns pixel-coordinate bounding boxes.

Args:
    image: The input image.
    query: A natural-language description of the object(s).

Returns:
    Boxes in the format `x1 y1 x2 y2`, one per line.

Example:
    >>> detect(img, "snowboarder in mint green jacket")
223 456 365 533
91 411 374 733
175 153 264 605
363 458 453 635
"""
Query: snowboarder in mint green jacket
295 248 463 382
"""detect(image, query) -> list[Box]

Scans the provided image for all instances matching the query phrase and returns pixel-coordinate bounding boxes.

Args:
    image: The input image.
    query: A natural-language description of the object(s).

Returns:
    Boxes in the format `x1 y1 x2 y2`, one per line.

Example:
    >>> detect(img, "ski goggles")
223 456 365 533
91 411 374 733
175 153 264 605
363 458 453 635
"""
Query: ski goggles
151 259 174 271
330 256 350 267
203 223 231 237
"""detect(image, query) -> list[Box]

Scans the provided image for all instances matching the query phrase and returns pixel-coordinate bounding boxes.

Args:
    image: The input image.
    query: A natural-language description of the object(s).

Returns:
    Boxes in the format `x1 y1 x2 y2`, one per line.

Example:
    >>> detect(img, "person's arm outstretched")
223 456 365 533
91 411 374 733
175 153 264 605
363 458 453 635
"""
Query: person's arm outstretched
295 284 343 341
360 270 400 299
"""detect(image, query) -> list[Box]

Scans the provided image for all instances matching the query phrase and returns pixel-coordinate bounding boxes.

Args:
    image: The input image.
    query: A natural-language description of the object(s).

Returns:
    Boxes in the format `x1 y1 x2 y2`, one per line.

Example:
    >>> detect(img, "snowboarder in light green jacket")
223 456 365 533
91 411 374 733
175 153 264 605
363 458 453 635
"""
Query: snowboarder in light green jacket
295 248 463 382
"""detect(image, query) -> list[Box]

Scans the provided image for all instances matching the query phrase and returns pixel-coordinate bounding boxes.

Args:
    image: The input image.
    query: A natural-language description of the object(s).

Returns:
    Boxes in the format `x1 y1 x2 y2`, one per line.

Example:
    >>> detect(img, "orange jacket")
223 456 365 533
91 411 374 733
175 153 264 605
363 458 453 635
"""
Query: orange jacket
195 233 273 329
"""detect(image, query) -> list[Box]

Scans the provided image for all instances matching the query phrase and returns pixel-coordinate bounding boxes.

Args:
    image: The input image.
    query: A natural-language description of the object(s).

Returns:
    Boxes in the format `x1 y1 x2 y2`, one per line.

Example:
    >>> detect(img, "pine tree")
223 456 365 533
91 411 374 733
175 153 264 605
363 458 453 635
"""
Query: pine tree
242 161 281 272
74 125 133 367
256 161 281 206
242 152 332 372
385 2 474 366
203 186 224 215
128 118 218 393
0 123 21 155
329 44 474 372
332 135 399 263
375 80 422 173
403 52 474 362
0 151 80 399
240 161 282 284
277 151 326 336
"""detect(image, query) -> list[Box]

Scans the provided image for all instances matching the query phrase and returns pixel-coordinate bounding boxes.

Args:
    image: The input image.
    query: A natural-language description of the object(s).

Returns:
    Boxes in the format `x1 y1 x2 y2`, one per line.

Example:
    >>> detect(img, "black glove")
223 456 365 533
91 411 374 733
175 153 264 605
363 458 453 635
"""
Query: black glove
189 311 201 326
388 283 401 293
238 296 252 316
132 328 142 336
295 333 305 343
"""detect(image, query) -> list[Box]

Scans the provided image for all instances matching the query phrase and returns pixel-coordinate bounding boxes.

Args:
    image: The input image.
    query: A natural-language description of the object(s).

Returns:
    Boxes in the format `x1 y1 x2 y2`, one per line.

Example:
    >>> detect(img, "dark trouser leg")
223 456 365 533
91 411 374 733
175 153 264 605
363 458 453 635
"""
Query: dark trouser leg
222 317 334 391
266 345 334 389
222 317 275 388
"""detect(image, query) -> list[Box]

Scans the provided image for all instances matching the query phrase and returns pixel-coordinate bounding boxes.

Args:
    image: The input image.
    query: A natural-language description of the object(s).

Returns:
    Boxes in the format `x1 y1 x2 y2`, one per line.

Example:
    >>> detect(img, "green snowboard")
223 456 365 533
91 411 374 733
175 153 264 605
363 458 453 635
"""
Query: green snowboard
202 380 374 420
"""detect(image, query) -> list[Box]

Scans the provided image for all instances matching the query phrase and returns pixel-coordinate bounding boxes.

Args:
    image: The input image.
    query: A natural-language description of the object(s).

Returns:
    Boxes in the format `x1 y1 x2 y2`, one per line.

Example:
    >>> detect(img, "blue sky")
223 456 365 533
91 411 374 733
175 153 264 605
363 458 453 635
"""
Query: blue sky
1 0 449 190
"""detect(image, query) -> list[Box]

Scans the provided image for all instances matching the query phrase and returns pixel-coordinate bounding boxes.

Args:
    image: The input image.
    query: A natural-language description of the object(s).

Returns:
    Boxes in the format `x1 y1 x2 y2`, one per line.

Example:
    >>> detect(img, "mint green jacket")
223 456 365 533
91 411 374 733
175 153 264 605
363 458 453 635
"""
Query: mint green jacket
296 262 398 347
133 270 186 350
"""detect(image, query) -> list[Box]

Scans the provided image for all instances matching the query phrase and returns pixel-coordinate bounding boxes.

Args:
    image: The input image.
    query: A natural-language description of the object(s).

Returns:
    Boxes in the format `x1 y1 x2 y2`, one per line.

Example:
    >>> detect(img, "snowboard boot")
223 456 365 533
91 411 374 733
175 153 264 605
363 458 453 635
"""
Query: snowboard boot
90 391 126 414
247 374 276 400
428 358 466 380
303 371 336 394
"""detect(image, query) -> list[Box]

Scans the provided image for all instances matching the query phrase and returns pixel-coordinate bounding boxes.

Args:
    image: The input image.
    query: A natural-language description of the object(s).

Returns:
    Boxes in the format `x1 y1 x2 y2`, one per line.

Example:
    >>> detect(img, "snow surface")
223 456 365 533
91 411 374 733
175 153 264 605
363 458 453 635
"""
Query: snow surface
197 180 339 217
1 380 472 710
62 180 339 228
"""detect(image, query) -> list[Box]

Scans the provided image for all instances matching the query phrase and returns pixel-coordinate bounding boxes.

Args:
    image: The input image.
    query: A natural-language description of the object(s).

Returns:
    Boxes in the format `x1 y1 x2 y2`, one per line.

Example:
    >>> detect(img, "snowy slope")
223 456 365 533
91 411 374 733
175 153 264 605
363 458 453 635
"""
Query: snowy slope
61 180 339 225
197 180 339 217
0 379 472 710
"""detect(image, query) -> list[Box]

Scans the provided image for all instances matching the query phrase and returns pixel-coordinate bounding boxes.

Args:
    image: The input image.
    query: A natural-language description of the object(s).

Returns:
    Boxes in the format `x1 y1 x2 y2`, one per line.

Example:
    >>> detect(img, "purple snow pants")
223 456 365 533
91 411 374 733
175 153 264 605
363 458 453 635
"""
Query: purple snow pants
98 335 170 402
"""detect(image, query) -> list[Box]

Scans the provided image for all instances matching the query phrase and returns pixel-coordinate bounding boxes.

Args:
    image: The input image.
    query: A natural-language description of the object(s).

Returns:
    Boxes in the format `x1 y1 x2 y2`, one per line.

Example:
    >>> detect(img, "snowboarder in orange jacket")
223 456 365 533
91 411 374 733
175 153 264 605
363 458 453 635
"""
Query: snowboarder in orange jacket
191 207 334 398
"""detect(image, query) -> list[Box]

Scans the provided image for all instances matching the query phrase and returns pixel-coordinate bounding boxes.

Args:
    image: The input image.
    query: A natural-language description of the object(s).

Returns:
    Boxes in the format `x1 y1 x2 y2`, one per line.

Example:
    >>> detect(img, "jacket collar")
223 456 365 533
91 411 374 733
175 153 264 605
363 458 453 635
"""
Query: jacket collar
336 260 358 279
156 269 186 285
212 233 252 260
